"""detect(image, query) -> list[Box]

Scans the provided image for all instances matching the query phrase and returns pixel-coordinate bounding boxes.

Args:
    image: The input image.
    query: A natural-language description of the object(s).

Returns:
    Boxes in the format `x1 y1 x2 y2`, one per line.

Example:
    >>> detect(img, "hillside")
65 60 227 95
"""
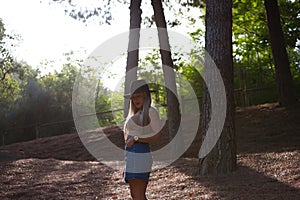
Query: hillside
0 103 300 199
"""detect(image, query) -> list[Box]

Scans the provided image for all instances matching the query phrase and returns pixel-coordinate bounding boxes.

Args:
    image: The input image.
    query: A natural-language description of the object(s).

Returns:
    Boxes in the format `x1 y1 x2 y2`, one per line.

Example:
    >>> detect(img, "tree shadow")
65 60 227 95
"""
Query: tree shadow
171 103 300 198
173 158 300 199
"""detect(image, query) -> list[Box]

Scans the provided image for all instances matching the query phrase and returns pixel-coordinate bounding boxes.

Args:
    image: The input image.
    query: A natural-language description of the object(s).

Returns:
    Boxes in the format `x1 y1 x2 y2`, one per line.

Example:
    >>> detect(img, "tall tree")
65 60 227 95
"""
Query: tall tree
124 0 142 116
0 18 24 119
264 0 297 106
199 0 237 175
151 0 181 142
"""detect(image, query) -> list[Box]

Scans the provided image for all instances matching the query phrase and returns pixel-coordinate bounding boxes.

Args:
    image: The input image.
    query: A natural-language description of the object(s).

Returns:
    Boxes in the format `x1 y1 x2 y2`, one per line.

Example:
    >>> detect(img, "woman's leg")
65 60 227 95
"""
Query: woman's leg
128 179 148 200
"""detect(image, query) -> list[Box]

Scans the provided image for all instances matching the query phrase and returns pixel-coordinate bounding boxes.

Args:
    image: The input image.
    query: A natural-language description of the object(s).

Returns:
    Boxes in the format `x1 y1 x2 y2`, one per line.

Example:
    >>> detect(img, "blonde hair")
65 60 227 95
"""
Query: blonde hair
127 91 151 126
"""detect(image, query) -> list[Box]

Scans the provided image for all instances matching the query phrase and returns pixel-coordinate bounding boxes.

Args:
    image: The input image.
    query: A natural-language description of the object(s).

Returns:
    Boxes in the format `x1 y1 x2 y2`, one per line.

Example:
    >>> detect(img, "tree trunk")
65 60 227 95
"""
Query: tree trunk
151 0 181 142
124 0 142 117
198 0 236 175
264 0 297 106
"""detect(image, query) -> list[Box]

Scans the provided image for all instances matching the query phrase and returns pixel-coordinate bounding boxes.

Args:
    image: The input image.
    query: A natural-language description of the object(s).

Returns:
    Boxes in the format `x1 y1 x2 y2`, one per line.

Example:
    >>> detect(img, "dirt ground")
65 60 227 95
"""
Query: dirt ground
0 102 300 199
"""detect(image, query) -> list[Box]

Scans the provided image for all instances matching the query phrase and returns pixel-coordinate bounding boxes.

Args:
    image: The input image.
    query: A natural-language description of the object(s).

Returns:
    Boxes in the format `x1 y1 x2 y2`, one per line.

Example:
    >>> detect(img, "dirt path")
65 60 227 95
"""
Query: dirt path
1 103 300 199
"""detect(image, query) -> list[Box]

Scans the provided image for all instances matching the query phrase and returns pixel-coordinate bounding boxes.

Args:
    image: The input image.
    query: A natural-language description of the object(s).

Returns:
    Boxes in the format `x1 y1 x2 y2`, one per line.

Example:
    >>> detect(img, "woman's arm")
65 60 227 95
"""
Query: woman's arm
126 131 162 147
126 107 163 148
138 131 162 143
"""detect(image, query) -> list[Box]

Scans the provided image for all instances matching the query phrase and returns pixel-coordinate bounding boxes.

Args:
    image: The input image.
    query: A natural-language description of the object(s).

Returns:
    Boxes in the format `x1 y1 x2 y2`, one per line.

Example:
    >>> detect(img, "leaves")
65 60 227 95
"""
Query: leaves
45 0 119 25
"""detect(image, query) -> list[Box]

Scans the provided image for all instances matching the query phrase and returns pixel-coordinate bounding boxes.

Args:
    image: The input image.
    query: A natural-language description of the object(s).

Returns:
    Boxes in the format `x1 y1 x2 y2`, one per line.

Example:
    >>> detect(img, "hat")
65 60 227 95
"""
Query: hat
124 80 155 98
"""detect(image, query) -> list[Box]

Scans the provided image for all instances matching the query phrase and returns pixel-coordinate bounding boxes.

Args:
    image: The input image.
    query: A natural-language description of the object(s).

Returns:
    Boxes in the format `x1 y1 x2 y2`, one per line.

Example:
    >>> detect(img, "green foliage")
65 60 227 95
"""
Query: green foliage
232 0 300 105
94 81 116 127
108 91 124 125
1 0 300 145
278 0 300 49
95 93 112 126
45 0 116 25
0 19 33 127
139 49 166 103
278 0 300 86
0 19 4 41
137 48 204 117
0 20 20 110
0 74 20 111
39 64 78 121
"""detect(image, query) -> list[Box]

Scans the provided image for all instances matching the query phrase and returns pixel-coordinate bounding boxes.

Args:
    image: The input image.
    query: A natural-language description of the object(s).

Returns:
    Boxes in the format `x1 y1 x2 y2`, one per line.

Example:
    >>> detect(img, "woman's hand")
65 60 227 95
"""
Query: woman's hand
125 135 135 148
138 131 162 144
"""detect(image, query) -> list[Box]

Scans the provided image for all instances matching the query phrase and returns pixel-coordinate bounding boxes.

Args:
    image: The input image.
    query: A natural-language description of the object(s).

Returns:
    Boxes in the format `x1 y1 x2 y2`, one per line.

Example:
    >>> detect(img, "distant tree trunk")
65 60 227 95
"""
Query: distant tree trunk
124 0 142 117
264 0 297 106
198 0 236 175
151 0 181 142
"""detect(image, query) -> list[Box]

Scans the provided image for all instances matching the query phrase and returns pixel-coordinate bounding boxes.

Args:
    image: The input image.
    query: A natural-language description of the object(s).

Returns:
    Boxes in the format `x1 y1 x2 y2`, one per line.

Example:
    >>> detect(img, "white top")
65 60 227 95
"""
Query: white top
124 107 162 140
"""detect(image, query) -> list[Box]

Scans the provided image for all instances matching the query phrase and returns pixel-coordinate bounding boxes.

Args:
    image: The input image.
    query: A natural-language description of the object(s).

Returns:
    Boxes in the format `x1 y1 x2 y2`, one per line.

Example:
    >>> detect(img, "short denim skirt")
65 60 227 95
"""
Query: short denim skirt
124 142 153 183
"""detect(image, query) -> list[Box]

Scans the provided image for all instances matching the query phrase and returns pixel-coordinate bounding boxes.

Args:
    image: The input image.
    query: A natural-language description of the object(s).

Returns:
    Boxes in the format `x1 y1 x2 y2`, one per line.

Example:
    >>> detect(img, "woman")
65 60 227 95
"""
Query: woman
124 80 162 200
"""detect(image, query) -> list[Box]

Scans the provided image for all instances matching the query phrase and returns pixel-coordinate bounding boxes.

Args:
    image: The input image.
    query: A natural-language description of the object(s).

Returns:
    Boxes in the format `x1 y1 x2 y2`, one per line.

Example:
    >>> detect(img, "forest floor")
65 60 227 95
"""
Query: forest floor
0 102 300 199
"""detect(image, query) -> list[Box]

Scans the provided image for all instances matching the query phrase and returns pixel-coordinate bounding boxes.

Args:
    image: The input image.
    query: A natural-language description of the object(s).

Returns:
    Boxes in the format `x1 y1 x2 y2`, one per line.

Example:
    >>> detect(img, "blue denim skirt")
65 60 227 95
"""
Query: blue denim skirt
124 142 153 183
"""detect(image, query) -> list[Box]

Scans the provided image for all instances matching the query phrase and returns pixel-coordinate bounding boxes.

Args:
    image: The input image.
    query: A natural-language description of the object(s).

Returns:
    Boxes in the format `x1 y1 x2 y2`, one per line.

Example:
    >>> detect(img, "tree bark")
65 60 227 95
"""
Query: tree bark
124 0 142 117
198 0 236 175
151 0 181 142
264 0 297 106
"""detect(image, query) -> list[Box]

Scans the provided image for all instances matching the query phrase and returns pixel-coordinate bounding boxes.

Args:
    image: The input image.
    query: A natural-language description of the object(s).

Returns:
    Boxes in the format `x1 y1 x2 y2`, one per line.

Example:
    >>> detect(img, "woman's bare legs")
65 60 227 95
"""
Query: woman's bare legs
128 179 148 200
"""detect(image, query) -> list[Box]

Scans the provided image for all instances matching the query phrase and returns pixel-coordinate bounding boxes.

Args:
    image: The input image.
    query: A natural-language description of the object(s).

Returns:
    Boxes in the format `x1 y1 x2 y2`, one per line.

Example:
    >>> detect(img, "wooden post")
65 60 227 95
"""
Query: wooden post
181 95 185 114
60 122 64 135
2 132 4 146
242 69 249 106
2 131 6 146
35 123 39 139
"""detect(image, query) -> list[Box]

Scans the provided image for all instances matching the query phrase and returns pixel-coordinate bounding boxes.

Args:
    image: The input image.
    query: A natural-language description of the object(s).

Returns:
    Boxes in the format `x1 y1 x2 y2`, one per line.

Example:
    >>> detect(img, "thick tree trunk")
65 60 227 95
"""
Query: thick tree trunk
124 0 142 116
198 0 236 175
151 0 181 142
264 0 297 106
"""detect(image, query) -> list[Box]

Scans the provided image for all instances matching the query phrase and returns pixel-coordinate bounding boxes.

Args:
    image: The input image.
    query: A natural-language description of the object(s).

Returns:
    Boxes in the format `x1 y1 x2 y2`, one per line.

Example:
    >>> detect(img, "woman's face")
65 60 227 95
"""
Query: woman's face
131 92 145 110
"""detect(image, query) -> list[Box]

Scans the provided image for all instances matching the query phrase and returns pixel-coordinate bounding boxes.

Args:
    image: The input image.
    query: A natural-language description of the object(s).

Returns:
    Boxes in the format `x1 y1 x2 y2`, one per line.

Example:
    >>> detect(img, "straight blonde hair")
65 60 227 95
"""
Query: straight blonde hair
127 92 151 126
